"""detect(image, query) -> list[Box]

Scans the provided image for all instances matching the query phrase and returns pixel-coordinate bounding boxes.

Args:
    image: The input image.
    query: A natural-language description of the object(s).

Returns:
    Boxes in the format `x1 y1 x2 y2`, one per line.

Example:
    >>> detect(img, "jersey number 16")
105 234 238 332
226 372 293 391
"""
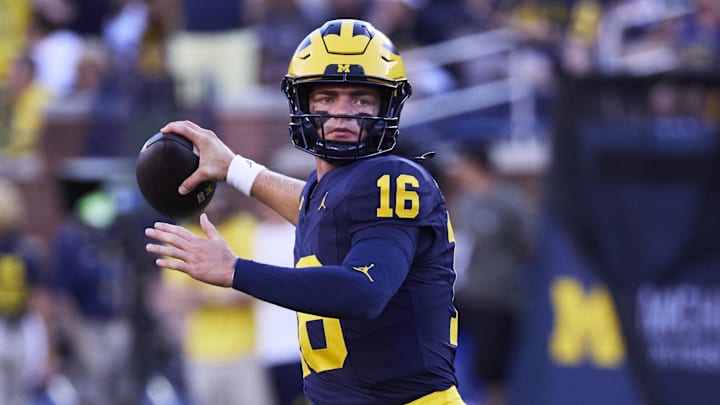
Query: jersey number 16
376 174 419 219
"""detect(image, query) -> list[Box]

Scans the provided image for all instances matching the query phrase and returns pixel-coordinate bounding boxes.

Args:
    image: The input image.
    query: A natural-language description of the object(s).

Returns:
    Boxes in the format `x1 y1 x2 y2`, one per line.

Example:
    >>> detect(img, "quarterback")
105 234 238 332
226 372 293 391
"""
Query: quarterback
145 19 464 404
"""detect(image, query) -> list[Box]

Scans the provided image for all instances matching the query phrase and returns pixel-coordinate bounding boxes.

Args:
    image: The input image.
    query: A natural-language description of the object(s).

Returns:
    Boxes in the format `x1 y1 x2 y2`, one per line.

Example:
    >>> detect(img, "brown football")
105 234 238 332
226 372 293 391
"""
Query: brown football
136 132 216 219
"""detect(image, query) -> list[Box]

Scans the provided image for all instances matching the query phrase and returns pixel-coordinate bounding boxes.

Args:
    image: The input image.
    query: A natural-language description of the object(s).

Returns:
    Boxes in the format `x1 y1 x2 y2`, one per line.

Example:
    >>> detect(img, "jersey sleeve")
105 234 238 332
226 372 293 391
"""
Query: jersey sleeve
232 224 418 318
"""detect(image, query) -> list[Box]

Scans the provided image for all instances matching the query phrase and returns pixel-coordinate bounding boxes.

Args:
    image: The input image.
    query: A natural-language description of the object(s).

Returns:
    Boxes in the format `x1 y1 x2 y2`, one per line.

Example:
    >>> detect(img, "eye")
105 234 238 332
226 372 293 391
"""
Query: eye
355 96 379 108
312 95 330 104
309 94 333 110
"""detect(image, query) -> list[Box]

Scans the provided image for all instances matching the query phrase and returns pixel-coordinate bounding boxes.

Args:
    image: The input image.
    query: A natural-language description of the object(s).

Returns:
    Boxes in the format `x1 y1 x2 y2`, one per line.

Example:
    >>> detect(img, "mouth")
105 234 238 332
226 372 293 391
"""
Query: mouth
325 129 358 141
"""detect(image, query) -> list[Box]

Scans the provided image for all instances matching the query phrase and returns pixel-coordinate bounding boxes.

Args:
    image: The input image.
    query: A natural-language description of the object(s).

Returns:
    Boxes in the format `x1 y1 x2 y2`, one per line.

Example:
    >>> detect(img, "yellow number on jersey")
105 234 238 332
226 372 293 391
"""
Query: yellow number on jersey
295 255 349 376
376 174 420 219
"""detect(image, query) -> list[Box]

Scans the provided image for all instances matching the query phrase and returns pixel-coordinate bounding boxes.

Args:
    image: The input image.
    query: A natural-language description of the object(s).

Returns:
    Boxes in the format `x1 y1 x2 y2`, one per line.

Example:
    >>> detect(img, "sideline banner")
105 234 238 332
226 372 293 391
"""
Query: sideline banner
508 213 646 405
510 75 720 405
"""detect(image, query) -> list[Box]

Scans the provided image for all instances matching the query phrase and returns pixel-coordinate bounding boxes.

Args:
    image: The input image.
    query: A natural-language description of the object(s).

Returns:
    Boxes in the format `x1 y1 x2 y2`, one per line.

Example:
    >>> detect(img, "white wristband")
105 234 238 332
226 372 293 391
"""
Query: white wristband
226 155 265 197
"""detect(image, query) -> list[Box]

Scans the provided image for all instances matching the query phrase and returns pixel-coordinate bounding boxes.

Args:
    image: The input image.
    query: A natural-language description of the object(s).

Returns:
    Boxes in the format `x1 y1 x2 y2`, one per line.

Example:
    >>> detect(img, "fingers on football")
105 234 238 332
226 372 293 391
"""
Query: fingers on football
162 120 218 145
161 120 201 139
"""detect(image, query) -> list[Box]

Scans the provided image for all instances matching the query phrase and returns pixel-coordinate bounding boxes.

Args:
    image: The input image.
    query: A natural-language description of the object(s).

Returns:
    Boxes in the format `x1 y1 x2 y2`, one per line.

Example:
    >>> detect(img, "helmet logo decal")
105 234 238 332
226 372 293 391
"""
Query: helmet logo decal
323 64 365 75
322 21 372 54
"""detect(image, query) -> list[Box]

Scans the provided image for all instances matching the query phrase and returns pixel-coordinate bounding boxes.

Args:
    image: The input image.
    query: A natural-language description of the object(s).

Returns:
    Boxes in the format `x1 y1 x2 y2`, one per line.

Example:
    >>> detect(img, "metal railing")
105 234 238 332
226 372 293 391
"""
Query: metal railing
400 28 548 173
401 28 533 133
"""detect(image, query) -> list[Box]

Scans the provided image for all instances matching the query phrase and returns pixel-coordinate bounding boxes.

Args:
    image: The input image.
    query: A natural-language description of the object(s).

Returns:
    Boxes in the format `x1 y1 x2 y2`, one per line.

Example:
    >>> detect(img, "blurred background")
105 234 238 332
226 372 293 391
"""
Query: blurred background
0 0 718 404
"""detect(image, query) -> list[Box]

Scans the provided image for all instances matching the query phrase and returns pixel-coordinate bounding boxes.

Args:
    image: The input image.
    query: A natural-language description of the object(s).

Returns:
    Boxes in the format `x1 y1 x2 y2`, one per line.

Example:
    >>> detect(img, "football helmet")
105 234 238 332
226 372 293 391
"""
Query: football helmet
282 19 412 162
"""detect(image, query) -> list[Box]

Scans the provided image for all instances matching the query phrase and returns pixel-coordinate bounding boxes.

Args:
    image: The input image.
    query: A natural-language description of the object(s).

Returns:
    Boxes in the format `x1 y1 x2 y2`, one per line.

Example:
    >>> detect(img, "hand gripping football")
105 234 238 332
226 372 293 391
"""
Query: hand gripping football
136 132 216 219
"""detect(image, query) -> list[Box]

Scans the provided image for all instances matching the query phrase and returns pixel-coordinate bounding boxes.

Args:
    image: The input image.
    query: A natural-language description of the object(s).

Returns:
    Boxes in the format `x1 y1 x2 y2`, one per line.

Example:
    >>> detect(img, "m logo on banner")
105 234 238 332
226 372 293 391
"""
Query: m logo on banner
549 277 626 368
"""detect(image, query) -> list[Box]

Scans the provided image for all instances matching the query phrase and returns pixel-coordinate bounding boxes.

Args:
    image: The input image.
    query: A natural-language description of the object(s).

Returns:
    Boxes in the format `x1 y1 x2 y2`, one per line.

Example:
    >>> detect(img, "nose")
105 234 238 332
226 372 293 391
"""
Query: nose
328 96 355 116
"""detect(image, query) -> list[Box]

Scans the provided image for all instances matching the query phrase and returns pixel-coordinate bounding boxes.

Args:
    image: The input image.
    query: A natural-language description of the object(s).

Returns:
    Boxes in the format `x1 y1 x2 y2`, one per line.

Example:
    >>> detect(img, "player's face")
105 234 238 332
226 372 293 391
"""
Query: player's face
308 84 382 142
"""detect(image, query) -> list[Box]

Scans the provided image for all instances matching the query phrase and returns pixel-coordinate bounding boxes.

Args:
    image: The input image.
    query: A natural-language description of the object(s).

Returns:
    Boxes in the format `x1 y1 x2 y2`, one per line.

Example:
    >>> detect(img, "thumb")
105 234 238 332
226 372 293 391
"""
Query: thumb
179 170 202 195
199 213 222 240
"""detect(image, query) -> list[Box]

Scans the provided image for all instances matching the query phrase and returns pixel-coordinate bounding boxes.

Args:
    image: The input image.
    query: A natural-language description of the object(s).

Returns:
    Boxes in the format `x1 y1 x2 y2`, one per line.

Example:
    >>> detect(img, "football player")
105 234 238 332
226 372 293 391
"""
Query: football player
145 19 464 404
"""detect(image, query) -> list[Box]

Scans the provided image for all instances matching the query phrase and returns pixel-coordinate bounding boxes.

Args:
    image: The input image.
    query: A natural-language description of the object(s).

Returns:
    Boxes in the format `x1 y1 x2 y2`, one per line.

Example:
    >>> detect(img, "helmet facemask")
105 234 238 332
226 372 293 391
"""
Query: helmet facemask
282 19 412 163
283 78 411 162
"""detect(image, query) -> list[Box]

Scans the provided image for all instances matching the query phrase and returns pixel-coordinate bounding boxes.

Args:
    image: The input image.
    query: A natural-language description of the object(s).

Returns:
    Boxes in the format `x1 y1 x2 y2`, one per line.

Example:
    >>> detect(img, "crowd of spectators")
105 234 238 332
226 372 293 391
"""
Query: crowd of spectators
2 0 717 163
0 0 717 404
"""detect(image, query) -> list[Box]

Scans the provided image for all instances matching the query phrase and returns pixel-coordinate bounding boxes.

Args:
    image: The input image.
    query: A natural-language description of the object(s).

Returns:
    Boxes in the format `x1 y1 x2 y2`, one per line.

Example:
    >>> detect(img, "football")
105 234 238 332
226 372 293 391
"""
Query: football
136 132 216 219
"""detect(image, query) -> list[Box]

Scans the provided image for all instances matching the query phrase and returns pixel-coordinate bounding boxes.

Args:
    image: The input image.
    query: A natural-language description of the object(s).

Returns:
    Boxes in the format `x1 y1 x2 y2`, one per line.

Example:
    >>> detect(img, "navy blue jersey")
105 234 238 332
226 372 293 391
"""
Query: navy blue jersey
52 220 128 319
294 155 458 404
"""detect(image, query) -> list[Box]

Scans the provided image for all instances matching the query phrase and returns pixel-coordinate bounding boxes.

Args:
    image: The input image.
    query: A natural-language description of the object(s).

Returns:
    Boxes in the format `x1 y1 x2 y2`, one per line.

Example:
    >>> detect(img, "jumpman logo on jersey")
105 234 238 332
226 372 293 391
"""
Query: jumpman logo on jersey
352 264 375 282
318 192 329 211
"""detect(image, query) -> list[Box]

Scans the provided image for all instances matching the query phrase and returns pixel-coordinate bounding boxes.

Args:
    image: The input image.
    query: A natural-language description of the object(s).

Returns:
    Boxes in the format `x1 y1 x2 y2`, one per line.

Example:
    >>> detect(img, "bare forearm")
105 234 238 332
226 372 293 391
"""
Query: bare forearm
251 169 305 225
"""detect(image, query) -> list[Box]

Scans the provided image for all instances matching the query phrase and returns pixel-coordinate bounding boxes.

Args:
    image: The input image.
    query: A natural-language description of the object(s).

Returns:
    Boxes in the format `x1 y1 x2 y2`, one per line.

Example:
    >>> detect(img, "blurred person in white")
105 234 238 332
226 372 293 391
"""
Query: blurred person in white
26 0 84 98
158 184 273 405
251 147 313 405
251 202 307 405
0 178 54 405
444 141 535 405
